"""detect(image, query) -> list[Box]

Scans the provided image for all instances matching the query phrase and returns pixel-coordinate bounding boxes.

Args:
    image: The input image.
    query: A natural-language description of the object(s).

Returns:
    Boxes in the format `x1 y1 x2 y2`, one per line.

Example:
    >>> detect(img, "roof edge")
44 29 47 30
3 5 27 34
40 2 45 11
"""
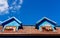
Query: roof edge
36 17 57 24
1 16 22 24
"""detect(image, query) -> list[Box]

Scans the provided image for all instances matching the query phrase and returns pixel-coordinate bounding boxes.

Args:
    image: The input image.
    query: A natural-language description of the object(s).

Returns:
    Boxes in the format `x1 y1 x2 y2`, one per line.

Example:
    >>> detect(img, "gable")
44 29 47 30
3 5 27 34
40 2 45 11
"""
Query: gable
5 21 20 26
1 17 22 27
36 17 56 25
39 21 55 27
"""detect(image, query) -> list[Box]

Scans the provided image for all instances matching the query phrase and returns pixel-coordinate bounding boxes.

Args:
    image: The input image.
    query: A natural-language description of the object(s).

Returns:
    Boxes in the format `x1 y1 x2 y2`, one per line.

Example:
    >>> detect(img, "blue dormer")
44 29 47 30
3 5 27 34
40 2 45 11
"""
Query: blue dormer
1 17 23 32
35 17 57 32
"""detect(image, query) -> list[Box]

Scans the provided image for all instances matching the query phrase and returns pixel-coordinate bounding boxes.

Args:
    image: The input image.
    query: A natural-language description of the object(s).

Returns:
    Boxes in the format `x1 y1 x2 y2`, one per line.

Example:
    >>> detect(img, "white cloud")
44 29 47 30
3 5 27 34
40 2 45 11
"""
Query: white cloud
19 0 23 4
0 0 9 15
9 0 23 12
0 0 23 15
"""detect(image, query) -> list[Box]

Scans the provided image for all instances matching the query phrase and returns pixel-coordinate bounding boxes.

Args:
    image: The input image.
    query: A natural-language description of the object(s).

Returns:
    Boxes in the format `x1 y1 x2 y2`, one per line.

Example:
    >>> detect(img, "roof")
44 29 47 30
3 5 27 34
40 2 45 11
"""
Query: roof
1 17 22 27
35 17 57 28
0 26 60 35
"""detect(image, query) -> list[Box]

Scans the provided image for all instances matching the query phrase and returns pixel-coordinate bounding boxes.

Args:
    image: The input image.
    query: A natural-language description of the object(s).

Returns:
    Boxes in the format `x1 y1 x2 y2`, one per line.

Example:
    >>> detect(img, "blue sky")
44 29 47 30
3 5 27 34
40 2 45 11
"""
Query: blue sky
0 0 60 25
